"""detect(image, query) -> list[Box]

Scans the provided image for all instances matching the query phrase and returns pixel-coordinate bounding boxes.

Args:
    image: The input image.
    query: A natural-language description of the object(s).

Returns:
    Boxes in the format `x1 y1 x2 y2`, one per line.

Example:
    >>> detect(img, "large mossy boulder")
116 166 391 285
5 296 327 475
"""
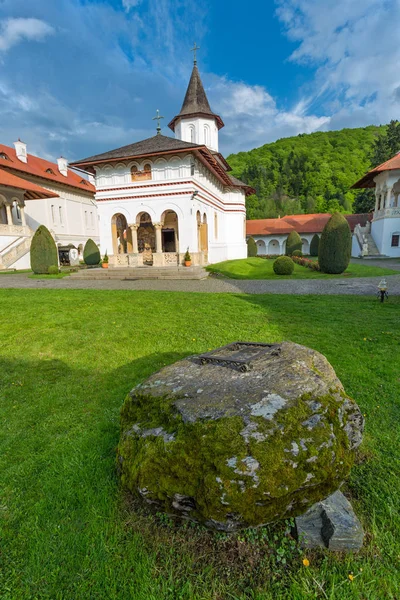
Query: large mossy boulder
30 225 58 274
117 342 363 531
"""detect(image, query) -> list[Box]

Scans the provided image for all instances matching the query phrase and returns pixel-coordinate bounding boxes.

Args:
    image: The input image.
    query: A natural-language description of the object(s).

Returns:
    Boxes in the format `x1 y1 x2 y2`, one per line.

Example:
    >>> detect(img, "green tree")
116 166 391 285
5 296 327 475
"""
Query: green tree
310 234 320 257
247 236 258 257
353 189 375 213
84 239 101 265
285 231 302 256
30 225 58 274
318 213 351 274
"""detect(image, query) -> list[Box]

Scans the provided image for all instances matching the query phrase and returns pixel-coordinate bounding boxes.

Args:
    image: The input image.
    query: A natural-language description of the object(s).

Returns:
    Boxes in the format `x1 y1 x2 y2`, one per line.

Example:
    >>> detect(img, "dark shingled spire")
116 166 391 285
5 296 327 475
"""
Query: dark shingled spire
168 65 224 131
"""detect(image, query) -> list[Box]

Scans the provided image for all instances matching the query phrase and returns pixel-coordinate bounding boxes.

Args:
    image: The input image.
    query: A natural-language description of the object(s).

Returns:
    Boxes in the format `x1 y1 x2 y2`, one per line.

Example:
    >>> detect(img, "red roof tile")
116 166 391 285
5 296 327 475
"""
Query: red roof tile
352 152 400 188
0 144 95 194
246 213 371 236
0 168 59 200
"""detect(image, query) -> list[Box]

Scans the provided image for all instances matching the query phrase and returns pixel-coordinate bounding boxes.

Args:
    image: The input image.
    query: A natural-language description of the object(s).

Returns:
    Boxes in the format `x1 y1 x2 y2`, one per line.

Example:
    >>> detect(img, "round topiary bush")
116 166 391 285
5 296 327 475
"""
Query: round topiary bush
318 213 351 274
48 265 59 275
292 249 303 257
30 225 58 274
310 234 320 257
83 239 101 265
273 256 294 275
247 236 257 258
286 231 302 256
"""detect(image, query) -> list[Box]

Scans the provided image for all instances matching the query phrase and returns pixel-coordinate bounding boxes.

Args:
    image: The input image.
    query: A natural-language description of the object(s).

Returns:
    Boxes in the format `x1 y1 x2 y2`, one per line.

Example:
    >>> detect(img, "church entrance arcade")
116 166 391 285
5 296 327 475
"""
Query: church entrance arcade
137 212 155 265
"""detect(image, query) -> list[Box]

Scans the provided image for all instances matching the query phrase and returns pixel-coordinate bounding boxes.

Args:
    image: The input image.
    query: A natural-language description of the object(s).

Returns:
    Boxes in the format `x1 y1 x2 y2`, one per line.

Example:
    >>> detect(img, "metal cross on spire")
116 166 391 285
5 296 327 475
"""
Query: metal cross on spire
152 109 164 135
191 42 200 65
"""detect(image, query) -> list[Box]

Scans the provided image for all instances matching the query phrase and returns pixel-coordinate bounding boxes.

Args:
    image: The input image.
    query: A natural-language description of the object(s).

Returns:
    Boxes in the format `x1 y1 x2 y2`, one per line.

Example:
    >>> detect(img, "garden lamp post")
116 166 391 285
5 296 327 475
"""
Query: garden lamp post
377 278 388 303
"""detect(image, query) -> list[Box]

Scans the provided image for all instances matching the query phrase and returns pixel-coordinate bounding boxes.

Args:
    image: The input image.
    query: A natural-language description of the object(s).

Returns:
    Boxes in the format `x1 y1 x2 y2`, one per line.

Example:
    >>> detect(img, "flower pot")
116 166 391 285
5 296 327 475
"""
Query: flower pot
102 263 109 269
185 260 192 267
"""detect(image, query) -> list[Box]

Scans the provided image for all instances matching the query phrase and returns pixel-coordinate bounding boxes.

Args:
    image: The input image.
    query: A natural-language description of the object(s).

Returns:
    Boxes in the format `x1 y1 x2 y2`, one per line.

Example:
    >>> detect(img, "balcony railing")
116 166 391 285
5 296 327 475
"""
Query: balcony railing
0 224 30 236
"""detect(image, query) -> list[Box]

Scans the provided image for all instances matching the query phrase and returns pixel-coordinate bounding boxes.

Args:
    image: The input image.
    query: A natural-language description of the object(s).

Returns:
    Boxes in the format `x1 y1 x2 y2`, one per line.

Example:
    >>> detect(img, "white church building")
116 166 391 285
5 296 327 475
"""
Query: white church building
71 56 253 267
0 140 98 269
352 152 400 257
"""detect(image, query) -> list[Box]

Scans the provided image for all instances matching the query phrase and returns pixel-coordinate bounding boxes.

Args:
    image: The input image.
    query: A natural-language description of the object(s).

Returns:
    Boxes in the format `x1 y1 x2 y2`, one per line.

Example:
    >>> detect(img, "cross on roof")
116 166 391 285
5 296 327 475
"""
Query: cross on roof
191 42 200 65
152 109 164 135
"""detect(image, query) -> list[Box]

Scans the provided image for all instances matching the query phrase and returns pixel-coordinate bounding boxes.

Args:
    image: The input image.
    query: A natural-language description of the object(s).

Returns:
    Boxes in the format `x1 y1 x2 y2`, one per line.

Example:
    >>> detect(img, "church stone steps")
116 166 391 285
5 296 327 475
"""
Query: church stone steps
69 267 208 280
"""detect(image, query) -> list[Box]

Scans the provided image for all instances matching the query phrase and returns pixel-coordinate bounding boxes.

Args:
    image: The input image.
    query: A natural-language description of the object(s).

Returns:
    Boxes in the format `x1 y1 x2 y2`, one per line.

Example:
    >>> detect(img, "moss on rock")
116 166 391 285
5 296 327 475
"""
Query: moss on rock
117 342 363 531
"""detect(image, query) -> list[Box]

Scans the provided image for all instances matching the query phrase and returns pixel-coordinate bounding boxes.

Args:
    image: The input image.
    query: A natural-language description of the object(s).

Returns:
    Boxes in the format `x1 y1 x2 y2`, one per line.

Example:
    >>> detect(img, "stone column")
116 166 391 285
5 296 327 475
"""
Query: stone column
386 187 393 209
154 223 163 253
20 204 26 227
5 203 12 226
129 224 139 253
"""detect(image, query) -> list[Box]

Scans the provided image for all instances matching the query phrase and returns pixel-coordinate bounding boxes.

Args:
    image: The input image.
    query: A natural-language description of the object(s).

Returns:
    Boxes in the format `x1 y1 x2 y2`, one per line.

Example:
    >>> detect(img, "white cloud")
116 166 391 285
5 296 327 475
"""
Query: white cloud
275 0 400 129
0 17 54 52
122 0 142 11
208 76 329 153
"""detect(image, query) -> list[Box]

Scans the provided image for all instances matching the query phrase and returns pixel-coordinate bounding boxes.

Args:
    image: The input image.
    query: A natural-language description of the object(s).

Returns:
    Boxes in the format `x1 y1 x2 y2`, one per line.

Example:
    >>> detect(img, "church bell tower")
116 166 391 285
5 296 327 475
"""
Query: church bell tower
168 44 224 152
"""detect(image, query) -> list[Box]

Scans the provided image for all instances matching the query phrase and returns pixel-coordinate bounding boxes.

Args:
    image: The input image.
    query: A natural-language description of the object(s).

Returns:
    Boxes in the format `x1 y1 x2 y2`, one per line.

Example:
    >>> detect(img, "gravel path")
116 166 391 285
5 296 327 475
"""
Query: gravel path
1 272 400 295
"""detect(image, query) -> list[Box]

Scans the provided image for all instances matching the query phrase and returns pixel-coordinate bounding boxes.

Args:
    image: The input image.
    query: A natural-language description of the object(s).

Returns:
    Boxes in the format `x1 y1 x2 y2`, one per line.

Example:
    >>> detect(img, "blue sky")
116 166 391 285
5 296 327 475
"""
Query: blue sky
0 0 399 161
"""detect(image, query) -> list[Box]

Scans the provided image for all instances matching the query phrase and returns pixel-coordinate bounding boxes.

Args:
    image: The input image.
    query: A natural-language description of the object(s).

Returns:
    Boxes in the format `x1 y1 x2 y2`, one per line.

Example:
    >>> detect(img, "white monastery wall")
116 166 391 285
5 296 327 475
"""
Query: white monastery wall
370 171 400 256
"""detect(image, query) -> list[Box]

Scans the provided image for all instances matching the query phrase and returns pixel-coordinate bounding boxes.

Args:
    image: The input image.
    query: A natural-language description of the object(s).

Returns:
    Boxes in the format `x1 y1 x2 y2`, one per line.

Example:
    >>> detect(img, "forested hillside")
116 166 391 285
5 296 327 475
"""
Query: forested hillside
227 123 400 219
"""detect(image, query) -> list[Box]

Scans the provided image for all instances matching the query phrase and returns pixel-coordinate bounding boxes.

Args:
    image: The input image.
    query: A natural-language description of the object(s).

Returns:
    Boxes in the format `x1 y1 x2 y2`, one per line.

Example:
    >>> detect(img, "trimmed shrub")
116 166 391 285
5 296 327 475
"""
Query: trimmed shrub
292 249 303 257
285 231 302 256
318 213 351 274
310 234 320 257
247 236 258 257
292 256 321 271
30 225 58 274
84 239 101 265
48 265 59 275
273 256 294 275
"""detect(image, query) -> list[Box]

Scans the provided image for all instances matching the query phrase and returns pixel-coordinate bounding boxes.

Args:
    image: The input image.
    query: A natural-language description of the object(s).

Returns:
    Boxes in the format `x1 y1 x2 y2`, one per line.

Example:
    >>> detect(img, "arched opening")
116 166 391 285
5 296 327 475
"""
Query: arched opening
257 240 266 255
393 179 400 207
161 210 179 253
196 210 201 252
137 212 155 265
189 126 195 143
111 213 129 255
301 238 310 255
268 239 280 255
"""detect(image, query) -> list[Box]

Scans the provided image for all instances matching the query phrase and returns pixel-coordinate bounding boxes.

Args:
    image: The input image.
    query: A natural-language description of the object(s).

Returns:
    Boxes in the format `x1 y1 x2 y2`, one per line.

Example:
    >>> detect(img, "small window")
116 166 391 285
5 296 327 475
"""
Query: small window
85 211 88 226
391 234 399 247
90 212 94 227
59 206 63 224
190 161 195 176
51 205 55 223
204 125 210 146
189 126 195 143
80 179 88 185
0 152 9 160
15 203 21 220
46 168 55 175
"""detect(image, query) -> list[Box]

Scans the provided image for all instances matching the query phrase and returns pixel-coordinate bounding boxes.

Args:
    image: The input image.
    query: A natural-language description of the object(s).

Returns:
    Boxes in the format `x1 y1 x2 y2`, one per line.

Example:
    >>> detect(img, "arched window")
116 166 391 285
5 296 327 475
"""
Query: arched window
190 160 195 176
214 212 218 239
204 125 210 147
131 165 138 181
189 126 195 143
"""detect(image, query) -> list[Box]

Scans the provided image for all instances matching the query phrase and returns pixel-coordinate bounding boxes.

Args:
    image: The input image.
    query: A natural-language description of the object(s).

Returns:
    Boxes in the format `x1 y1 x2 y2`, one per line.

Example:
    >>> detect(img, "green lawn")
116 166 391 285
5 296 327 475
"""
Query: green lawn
1 289 399 599
207 257 399 280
